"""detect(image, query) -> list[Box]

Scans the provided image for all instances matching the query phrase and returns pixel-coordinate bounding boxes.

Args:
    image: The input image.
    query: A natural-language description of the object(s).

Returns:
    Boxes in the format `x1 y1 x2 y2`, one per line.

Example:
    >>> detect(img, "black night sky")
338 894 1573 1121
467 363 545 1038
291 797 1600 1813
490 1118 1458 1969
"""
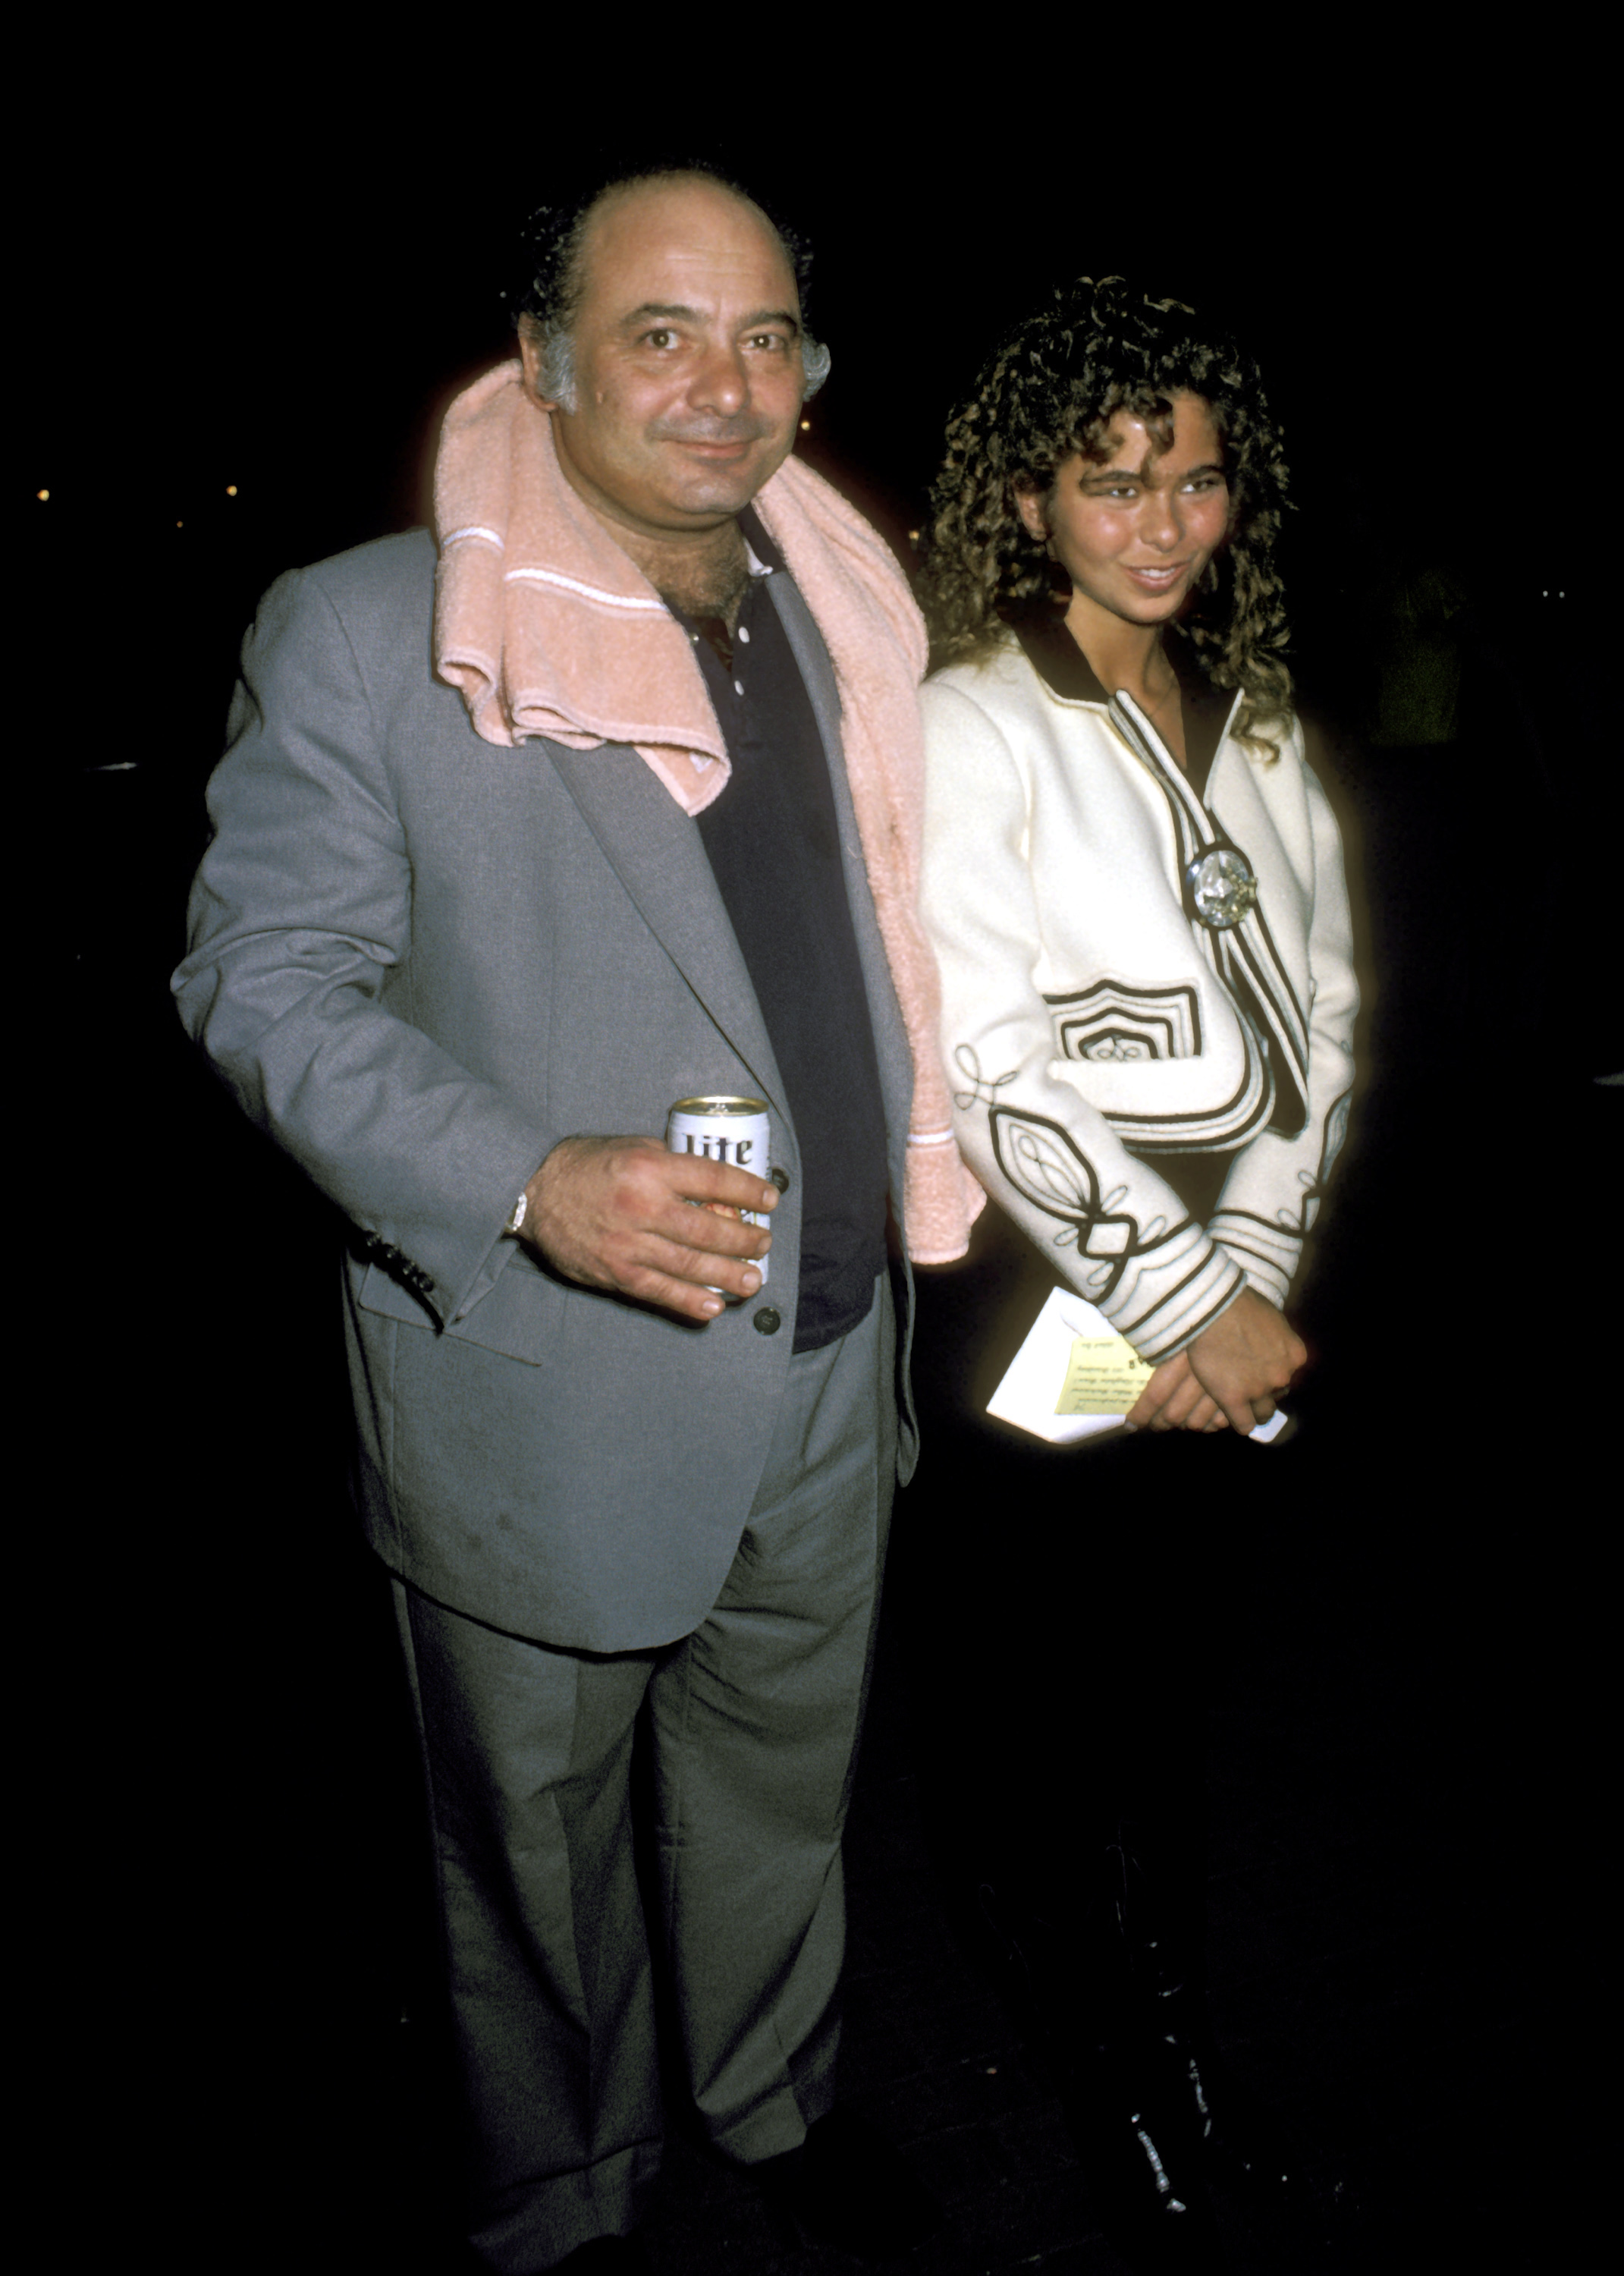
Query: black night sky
38 109 1616 980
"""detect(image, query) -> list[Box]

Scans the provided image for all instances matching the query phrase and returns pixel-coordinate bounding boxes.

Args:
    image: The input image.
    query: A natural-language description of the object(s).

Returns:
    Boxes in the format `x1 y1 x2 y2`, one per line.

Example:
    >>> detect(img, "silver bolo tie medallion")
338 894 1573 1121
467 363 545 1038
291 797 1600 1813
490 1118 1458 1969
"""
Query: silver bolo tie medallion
1185 845 1258 929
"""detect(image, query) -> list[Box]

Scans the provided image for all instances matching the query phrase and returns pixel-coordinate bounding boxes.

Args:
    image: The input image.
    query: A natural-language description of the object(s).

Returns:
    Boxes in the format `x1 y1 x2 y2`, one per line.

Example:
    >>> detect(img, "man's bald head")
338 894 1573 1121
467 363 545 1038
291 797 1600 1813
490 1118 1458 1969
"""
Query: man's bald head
514 163 829 413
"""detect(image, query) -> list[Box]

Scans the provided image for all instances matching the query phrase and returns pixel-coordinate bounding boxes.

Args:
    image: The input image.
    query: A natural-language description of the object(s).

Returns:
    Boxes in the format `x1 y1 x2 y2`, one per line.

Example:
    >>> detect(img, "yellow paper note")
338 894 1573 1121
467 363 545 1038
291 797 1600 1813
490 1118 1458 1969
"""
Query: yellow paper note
1057 1334 1154 1416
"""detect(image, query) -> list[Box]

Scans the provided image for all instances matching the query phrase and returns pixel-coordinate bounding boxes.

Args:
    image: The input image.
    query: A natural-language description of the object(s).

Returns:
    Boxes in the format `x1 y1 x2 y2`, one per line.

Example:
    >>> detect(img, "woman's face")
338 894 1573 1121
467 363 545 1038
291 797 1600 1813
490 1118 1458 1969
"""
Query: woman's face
1018 391 1230 631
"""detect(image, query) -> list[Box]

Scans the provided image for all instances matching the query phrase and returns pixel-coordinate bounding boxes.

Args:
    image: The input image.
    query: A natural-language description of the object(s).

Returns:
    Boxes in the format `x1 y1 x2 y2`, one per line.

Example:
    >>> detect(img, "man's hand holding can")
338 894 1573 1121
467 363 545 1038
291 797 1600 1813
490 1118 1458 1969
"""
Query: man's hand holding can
520 1130 776 1322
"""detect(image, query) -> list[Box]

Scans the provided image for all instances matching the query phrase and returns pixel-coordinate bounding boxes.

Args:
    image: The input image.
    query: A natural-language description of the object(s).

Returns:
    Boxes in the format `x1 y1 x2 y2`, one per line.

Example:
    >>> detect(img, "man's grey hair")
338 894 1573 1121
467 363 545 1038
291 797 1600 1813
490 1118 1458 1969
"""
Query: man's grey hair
526 319 830 416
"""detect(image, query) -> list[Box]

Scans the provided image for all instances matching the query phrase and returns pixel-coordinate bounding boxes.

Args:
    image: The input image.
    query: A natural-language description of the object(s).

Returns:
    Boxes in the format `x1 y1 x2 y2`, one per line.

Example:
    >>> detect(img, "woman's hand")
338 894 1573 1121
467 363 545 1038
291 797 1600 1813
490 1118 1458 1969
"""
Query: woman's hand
1126 1287 1305 1435
1126 1348 1226 1434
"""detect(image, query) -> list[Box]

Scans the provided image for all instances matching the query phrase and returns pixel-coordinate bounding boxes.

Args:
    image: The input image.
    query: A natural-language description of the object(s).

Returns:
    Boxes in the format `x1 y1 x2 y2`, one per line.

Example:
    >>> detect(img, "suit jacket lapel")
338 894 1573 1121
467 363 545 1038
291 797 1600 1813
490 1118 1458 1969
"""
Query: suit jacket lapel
549 578 913 1199
545 741 787 1114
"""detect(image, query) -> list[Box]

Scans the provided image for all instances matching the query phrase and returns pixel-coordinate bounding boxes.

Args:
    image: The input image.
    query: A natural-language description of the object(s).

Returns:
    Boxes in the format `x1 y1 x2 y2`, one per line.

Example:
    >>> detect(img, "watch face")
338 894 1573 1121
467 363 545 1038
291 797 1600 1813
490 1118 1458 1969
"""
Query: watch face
1186 847 1258 929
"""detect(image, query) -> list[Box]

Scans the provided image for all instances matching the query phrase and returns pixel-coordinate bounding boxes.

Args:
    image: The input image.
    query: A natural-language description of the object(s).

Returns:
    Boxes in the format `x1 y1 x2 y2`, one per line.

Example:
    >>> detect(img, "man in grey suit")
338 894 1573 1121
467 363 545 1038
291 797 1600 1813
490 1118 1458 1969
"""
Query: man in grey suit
175 163 941 2272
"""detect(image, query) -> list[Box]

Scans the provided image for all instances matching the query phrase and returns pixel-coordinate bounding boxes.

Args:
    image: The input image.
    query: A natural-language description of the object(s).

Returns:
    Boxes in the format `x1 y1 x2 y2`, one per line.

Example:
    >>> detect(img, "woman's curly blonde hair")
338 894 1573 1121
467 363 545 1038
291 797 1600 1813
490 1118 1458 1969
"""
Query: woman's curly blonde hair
919 277 1293 755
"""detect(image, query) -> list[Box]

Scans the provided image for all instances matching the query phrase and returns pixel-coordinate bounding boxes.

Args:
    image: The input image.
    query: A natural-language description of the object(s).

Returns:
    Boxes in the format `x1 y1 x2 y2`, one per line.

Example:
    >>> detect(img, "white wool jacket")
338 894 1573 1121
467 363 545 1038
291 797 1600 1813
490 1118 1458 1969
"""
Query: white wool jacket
919 625 1358 1363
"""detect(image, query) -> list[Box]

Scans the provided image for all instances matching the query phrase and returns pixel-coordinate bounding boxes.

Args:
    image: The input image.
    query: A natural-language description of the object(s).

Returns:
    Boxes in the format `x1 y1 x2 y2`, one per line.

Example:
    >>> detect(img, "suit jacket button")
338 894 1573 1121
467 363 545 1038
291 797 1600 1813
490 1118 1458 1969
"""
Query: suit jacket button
752 1306 782 1336
769 1165 790 1194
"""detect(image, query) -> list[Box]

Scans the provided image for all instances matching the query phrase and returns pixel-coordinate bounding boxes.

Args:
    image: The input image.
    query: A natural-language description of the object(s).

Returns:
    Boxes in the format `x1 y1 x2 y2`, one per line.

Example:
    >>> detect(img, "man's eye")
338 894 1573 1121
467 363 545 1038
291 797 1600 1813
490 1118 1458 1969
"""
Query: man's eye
643 329 680 350
749 332 789 351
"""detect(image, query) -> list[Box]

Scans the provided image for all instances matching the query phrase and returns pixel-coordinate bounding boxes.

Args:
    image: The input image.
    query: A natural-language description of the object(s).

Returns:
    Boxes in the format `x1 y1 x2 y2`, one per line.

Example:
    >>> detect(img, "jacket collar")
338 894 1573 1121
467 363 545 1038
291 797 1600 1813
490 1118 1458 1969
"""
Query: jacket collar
1006 601 1232 802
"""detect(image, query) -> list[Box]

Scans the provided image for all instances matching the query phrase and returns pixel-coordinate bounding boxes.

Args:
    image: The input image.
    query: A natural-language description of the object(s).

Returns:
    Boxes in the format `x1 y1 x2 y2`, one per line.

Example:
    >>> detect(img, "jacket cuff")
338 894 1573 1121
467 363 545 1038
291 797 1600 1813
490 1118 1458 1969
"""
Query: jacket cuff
1107 1228 1247 1363
349 1123 556 1332
1209 1210 1299 1310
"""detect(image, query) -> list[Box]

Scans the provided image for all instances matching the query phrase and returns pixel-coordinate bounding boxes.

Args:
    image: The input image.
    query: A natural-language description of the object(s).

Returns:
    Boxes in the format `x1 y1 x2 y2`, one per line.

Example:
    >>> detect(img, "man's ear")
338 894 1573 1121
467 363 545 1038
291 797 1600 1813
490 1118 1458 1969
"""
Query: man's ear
517 315 556 410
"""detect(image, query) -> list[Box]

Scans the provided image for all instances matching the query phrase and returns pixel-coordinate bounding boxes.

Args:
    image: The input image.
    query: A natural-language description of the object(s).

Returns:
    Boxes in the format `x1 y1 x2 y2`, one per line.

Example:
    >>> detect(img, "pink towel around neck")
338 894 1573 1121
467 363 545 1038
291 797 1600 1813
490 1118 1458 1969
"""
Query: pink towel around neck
432 360 980 1265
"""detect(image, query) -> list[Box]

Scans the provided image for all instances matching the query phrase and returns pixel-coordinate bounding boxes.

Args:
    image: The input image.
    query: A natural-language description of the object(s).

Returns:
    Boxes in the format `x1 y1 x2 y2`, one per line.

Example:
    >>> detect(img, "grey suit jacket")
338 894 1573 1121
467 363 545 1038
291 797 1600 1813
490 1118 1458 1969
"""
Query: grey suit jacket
175 530 918 1652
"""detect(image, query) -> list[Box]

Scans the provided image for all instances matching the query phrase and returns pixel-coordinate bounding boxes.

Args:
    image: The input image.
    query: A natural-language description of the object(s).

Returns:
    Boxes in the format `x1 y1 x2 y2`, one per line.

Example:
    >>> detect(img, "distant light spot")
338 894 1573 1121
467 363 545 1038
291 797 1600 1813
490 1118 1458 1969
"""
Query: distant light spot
176 520 184 528
226 483 238 497
36 489 49 501
799 420 811 431
908 530 920 542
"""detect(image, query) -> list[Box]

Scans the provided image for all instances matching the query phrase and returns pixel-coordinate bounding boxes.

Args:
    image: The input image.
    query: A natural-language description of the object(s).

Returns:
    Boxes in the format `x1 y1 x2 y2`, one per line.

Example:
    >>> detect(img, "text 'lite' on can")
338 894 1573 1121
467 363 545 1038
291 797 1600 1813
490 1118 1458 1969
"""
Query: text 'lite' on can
666 1096 771 1289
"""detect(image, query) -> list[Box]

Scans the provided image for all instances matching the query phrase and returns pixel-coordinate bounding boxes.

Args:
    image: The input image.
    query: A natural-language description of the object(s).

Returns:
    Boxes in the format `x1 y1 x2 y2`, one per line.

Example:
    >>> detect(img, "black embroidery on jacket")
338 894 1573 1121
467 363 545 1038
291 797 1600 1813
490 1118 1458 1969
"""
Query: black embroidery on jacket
1104 1018 1275 1153
952 1043 1019 1111
1045 979 1203 1064
987 1105 1189 1302
1108 691 1310 1140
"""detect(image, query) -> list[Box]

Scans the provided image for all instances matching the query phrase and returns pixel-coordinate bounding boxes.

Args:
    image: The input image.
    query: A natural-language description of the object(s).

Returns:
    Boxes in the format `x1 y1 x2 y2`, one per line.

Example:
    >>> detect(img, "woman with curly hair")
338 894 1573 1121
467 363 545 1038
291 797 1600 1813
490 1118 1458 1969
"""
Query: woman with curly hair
902 279 1358 2259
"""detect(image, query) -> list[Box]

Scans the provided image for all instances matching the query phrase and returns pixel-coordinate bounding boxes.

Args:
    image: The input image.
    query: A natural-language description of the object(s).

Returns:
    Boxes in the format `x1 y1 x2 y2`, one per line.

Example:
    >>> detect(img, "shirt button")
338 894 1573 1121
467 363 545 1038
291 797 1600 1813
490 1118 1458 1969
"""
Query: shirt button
733 678 745 696
752 1306 782 1336
737 624 750 643
769 1166 790 1194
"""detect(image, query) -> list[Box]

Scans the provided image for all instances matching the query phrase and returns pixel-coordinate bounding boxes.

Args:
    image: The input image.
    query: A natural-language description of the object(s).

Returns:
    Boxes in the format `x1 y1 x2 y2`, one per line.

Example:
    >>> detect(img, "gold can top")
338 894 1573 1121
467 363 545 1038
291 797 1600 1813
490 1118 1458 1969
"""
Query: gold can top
668 1095 769 1118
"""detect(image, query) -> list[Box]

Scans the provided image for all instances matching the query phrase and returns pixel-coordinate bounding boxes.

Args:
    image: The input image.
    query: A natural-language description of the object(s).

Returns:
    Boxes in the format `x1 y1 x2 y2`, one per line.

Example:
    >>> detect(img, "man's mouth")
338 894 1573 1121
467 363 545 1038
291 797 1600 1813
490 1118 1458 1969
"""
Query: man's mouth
655 426 771 456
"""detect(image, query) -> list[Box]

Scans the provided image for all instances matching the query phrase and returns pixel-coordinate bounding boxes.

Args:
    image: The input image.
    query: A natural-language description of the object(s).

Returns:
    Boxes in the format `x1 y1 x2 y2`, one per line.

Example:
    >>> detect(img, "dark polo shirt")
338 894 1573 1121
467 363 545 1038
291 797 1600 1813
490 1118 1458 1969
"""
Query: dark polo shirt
668 510 890 1353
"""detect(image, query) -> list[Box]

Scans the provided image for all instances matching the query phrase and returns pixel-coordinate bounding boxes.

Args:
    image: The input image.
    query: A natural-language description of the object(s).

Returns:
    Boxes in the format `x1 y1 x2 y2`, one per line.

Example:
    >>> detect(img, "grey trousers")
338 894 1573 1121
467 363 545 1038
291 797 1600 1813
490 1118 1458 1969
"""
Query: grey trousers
392 1279 897 2273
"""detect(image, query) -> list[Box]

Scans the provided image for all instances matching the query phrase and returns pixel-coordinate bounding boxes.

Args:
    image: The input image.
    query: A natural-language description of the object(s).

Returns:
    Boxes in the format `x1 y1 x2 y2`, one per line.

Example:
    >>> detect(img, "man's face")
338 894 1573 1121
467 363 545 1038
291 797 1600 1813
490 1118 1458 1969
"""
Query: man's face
523 178 809 542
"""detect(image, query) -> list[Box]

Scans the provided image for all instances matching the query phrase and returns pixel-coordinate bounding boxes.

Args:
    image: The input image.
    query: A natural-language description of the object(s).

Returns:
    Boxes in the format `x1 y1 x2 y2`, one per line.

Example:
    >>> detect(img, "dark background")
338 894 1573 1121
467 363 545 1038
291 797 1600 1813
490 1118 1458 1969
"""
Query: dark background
31 82 1616 2271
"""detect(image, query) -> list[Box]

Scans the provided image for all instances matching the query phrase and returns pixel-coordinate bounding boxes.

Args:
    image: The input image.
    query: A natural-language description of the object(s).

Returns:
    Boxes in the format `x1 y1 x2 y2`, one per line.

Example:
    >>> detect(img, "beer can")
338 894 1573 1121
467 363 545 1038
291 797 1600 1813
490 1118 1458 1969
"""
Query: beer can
666 1095 772 1288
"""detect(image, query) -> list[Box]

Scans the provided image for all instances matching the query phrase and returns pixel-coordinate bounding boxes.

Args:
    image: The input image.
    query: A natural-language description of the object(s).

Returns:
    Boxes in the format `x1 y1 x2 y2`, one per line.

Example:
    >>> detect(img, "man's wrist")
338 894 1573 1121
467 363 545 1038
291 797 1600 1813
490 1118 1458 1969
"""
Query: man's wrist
506 1150 561 1242
507 1156 554 1240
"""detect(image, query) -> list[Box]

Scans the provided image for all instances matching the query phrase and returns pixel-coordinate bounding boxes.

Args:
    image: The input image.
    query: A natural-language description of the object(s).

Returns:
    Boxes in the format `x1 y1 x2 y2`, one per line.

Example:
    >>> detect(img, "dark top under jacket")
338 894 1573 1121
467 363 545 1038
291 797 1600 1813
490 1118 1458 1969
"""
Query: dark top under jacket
1009 598 1230 801
671 509 890 1353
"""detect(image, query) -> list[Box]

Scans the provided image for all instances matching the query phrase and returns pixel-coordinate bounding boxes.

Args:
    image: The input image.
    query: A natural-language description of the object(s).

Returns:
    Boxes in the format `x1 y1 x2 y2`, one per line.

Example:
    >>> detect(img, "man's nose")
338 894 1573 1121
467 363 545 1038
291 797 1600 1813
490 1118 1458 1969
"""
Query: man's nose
687 339 749 415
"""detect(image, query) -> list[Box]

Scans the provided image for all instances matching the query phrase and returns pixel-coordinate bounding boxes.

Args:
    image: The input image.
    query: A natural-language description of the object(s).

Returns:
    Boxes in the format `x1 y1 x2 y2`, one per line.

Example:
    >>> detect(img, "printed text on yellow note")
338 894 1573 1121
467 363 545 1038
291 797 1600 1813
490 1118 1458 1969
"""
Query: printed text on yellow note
1057 1334 1155 1416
